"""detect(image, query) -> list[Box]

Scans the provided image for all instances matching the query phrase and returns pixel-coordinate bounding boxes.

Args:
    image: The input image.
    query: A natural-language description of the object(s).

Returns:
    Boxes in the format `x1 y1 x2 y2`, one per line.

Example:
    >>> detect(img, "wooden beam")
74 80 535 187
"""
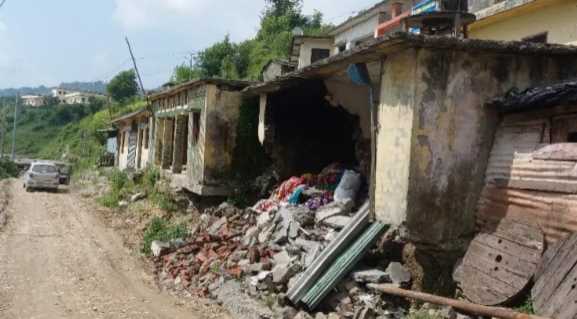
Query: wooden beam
368 284 551 319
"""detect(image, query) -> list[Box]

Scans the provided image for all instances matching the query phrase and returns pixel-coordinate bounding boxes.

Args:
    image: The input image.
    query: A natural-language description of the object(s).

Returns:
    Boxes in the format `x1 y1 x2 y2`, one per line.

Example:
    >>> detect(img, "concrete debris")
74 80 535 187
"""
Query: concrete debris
322 215 352 230
352 269 389 284
353 307 375 319
151 240 172 257
130 192 146 203
215 281 275 319
207 217 228 236
294 311 314 319
150 172 416 319
315 200 353 223
385 262 411 285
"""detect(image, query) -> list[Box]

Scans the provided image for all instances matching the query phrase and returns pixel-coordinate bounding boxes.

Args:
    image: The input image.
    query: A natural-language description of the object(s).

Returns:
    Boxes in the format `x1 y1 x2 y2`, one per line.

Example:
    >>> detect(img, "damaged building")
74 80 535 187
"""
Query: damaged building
112 109 153 171
246 32 577 292
149 79 252 196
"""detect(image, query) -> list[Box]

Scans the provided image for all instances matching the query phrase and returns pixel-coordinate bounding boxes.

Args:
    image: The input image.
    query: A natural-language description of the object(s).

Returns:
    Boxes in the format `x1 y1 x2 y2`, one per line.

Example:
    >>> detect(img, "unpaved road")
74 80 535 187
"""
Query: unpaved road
0 179 224 319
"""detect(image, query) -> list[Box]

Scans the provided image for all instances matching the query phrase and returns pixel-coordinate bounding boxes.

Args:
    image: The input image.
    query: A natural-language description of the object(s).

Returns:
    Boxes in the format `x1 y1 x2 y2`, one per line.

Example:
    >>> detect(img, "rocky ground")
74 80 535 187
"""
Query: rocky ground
0 178 229 319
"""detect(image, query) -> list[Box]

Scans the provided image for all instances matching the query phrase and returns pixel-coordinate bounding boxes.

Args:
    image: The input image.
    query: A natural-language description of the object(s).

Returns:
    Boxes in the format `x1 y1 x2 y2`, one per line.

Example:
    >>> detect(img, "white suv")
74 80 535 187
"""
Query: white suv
24 162 60 192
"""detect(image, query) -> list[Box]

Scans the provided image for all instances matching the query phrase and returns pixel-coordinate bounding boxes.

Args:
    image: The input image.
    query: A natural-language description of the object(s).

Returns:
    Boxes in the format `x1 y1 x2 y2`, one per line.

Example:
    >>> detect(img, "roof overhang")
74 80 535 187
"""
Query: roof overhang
110 109 151 125
246 32 577 96
148 78 254 100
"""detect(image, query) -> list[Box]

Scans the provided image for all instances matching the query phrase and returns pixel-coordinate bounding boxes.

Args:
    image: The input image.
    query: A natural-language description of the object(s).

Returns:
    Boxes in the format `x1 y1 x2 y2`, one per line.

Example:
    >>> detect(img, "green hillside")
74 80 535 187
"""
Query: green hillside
0 98 144 170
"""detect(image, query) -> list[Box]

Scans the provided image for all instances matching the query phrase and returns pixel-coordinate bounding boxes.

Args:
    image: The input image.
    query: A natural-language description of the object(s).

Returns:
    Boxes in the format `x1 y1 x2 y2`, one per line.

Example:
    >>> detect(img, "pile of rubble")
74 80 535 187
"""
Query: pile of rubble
152 166 416 318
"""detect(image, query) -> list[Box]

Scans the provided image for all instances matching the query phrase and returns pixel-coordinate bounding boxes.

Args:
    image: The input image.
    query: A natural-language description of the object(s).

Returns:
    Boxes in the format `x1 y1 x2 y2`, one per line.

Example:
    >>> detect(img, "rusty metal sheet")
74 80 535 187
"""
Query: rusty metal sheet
532 233 577 319
454 219 544 306
477 118 577 244
533 143 577 161
477 186 577 243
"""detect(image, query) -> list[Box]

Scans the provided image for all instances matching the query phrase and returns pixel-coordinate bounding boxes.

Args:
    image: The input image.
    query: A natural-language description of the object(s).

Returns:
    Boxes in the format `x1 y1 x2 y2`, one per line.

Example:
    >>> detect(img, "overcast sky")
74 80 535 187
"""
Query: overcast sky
0 0 379 89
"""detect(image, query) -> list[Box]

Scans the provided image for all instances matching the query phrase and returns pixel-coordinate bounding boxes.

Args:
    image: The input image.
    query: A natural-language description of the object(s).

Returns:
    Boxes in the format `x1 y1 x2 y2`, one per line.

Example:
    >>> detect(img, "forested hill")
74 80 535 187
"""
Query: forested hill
0 81 106 97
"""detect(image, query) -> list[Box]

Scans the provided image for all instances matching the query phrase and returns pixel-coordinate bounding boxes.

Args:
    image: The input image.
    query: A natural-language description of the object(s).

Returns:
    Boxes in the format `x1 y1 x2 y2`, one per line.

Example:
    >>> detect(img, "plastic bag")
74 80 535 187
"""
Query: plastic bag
333 170 362 202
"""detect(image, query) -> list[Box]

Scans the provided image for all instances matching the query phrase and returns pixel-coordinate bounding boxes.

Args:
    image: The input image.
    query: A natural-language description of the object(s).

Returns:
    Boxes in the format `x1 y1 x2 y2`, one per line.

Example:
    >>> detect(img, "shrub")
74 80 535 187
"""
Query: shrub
141 217 188 255
97 192 121 208
0 159 19 179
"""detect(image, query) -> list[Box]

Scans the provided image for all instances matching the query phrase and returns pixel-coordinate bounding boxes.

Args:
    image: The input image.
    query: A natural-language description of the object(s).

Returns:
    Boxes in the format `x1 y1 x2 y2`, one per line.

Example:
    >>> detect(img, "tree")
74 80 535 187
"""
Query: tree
195 35 237 78
107 70 138 102
171 64 201 84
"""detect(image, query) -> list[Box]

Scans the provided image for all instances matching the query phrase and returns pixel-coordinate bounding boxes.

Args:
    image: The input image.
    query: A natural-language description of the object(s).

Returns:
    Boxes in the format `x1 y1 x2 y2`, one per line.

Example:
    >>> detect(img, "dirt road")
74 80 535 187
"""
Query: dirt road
0 179 225 319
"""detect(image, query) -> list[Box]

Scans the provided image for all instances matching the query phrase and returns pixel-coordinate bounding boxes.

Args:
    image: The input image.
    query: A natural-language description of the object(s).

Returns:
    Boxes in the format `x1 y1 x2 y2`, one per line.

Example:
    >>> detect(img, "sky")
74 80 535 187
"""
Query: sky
0 0 380 90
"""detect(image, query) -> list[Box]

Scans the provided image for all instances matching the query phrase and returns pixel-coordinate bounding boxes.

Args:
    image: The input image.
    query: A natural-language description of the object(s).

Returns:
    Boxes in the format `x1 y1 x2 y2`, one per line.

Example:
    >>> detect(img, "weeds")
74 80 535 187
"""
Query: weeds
141 217 188 255
515 295 535 315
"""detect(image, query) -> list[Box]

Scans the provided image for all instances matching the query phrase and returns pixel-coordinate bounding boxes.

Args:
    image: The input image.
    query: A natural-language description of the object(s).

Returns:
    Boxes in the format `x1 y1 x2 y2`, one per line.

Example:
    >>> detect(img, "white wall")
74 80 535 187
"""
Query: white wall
298 38 333 69
333 14 381 54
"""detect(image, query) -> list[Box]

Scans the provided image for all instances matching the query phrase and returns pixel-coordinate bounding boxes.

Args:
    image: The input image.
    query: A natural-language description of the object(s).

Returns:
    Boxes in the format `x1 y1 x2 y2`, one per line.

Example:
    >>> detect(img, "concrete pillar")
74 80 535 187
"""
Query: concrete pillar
172 115 187 173
154 118 164 166
161 118 174 169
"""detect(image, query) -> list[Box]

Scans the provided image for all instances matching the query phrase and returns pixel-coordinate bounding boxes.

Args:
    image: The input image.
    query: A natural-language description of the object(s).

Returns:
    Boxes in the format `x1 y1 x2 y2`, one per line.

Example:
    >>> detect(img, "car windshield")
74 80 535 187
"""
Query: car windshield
32 164 58 174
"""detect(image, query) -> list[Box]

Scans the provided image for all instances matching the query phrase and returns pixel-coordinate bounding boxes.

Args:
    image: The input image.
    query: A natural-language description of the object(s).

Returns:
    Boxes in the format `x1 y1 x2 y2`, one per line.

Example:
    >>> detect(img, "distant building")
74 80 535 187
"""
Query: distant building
51 88 105 105
21 95 46 107
468 0 577 44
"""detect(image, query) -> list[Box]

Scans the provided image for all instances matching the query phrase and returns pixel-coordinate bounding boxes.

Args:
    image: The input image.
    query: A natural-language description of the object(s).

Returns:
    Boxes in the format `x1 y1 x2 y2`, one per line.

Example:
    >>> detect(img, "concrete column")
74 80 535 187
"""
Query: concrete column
154 118 164 166
161 118 174 169
172 116 187 174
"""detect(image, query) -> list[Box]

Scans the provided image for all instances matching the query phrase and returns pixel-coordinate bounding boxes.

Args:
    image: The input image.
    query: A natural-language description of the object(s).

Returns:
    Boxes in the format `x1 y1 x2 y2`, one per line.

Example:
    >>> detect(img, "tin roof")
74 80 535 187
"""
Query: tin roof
490 80 577 113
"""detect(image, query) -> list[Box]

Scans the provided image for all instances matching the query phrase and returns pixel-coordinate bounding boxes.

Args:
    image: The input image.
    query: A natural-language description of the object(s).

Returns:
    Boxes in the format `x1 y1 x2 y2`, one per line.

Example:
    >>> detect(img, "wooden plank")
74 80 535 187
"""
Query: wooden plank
532 234 577 319
456 220 543 306
533 234 577 308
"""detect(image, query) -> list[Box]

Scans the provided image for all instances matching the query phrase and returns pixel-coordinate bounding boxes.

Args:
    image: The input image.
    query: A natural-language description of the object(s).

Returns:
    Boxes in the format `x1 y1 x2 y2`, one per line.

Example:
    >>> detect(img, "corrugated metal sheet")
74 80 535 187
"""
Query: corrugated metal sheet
287 204 371 304
301 223 387 310
477 117 577 243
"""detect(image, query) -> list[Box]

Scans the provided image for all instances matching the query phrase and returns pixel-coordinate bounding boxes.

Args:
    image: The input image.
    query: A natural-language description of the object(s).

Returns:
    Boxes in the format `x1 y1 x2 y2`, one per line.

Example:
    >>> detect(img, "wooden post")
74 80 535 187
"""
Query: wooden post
368 284 550 319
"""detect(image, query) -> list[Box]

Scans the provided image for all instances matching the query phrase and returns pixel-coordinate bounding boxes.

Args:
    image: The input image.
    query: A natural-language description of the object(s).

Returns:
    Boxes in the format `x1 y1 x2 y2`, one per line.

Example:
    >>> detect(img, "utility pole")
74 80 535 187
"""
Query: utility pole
10 94 18 160
125 37 146 96
188 52 194 81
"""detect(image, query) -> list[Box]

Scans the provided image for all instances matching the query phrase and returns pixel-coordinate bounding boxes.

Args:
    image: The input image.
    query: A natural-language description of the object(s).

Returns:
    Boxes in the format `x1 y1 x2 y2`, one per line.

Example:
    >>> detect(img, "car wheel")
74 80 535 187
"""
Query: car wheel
25 186 32 192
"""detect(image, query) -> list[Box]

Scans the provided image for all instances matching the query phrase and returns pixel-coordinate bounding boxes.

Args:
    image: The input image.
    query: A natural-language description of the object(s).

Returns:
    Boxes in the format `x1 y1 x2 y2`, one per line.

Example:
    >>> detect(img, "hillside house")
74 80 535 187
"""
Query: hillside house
291 0 411 70
21 95 45 107
52 88 105 105
468 0 577 44
112 109 152 171
246 32 577 291
149 79 252 196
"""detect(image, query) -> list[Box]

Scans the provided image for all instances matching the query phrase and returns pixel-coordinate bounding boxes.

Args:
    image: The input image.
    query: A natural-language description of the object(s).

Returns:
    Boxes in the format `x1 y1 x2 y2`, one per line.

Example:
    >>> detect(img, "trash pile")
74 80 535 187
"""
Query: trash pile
152 164 414 318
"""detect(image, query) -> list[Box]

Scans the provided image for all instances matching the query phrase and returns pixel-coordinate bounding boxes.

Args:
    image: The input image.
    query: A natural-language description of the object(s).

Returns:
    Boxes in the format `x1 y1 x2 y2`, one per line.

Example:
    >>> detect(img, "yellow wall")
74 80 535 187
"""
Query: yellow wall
469 0 577 45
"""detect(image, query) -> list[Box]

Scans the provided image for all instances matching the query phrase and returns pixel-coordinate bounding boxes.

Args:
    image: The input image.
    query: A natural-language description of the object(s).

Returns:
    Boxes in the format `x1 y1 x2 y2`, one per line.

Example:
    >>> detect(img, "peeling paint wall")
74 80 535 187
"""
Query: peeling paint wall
375 47 577 249
375 49 417 225
202 84 242 186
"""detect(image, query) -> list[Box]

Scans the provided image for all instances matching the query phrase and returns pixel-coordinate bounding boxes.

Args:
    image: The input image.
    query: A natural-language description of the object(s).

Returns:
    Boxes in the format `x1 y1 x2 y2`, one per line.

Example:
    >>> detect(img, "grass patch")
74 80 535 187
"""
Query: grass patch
141 217 188 255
